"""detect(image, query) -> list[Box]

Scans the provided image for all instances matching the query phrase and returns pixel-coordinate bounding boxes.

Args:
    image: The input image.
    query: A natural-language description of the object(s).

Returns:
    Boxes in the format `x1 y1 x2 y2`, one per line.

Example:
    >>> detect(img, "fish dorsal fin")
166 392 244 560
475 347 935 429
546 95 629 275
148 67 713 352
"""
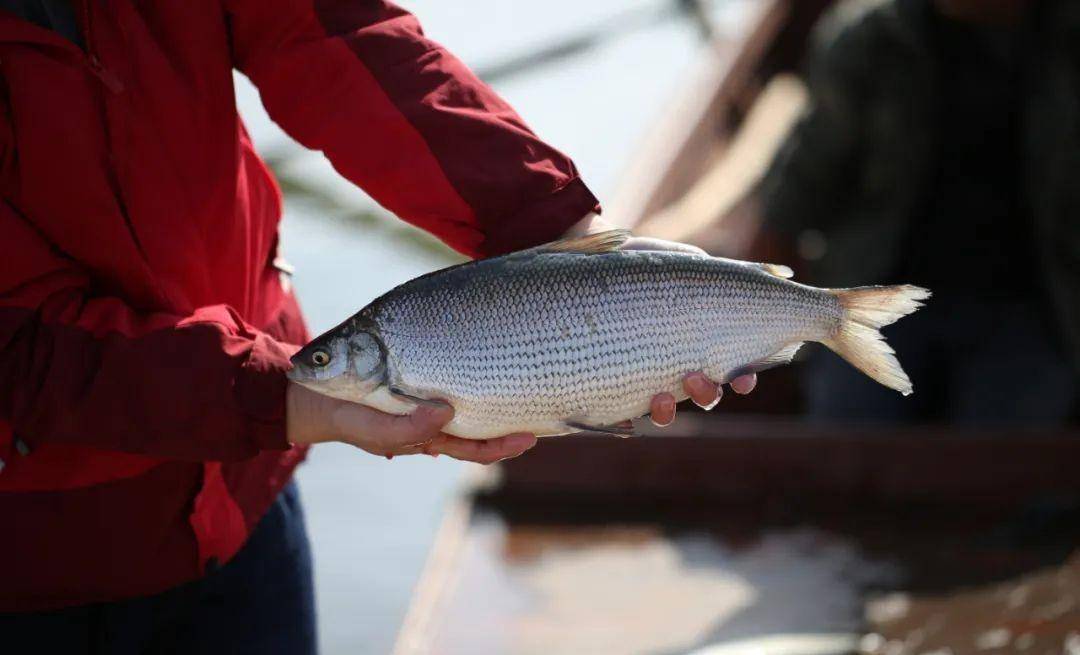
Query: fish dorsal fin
532 228 631 255
754 262 794 278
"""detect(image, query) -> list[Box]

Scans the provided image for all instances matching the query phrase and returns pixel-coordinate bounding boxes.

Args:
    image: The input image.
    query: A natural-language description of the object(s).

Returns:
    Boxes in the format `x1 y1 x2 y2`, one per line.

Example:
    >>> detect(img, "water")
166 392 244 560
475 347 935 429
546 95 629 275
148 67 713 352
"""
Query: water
234 2 749 652
429 517 896 655
278 212 469 652
418 504 1080 655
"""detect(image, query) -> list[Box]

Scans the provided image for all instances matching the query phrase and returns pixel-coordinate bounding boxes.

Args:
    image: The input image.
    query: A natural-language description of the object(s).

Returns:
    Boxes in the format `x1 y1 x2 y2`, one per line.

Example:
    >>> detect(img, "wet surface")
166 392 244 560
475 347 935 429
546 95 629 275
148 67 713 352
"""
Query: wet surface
862 552 1080 655
413 498 1080 655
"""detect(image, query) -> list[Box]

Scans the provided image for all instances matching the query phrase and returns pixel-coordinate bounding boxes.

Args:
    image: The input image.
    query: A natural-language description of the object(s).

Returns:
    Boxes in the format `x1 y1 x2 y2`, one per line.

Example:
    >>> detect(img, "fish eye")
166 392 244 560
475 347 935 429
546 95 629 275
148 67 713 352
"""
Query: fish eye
311 349 331 367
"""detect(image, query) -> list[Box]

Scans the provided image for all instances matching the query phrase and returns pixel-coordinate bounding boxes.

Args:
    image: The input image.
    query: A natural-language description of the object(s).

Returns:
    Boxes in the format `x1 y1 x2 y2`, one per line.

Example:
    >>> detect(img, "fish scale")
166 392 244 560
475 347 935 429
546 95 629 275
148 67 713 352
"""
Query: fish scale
289 230 928 439
366 250 836 438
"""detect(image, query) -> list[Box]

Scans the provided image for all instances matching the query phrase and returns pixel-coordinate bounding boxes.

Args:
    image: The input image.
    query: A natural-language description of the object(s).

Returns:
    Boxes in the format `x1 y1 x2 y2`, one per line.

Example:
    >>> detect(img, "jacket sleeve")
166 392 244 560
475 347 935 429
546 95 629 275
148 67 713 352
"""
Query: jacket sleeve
0 202 295 462
759 10 866 237
224 0 600 257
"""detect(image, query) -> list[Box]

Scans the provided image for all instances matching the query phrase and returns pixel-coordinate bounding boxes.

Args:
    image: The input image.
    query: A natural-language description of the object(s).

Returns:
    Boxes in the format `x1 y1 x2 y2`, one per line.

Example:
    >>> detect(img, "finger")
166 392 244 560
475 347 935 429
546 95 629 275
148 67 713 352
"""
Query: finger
336 402 454 452
649 392 677 427
682 372 722 410
437 433 537 464
380 441 431 460
428 433 537 465
730 373 758 395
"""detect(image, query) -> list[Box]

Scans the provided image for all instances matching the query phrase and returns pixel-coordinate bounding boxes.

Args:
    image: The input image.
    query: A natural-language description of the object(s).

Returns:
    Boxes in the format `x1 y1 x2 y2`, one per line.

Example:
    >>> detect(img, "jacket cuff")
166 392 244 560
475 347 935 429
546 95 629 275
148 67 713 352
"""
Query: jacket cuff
479 177 601 256
234 333 298 451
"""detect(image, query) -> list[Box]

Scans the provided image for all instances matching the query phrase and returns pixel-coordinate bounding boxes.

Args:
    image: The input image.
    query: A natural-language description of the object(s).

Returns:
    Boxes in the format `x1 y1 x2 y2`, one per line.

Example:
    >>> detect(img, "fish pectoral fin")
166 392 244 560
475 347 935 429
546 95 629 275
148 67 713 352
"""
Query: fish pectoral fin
727 342 805 380
564 419 636 438
388 386 447 408
531 229 632 255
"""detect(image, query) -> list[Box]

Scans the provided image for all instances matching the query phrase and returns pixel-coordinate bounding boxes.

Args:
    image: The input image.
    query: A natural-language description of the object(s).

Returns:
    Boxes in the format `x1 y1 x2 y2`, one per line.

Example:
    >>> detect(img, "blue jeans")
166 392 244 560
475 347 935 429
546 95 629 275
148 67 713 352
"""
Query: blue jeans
3 480 317 655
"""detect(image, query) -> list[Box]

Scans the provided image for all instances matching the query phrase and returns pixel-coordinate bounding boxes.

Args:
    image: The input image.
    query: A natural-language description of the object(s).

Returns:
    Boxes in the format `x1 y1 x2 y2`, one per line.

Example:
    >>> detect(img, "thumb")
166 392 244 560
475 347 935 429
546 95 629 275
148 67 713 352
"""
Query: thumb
621 236 707 256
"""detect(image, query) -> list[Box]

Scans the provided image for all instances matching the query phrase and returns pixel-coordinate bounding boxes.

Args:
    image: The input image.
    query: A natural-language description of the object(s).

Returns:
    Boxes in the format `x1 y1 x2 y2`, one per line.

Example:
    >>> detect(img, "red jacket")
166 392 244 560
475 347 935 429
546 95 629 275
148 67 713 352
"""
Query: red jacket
0 0 597 611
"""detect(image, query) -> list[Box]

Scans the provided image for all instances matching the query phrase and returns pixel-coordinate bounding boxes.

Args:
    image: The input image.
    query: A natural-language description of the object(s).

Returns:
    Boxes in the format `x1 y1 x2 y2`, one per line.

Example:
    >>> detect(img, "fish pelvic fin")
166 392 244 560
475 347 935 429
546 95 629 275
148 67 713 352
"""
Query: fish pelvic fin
389 386 447 408
564 419 636 438
533 229 632 255
822 285 931 396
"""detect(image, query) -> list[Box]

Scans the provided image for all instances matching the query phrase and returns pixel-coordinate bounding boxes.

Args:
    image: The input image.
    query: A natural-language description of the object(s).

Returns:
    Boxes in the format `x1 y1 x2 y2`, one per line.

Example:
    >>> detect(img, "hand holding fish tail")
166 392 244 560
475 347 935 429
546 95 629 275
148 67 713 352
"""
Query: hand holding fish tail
624 229 759 416
286 383 536 462
570 214 757 429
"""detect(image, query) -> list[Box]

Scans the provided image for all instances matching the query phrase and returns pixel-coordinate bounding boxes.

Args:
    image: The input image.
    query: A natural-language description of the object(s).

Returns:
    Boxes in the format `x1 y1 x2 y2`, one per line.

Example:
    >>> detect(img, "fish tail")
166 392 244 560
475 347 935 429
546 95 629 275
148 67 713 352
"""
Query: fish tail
821 285 931 396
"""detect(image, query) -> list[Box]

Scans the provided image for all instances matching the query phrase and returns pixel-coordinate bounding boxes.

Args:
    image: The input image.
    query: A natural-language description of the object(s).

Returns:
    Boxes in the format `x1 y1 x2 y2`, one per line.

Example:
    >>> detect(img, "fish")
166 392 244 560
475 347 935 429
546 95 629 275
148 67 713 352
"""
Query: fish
288 229 929 439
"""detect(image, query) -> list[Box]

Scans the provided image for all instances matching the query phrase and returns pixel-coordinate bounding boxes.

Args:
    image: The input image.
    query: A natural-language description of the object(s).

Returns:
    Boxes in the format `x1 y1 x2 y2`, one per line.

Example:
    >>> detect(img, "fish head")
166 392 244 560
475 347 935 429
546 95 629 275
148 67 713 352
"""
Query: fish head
288 327 387 400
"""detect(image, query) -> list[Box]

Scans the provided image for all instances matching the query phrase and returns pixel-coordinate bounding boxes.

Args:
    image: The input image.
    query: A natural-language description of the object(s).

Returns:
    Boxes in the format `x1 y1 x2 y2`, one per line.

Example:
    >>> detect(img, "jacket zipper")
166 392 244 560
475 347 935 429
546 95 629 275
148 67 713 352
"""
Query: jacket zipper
86 53 123 93
77 0 154 270
79 0 123 94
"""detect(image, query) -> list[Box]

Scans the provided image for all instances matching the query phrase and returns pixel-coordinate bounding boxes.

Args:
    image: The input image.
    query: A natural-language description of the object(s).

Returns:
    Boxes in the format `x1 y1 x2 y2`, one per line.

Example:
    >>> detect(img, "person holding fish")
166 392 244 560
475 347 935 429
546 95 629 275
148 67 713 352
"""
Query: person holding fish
285 221 760 460
0 0 759 651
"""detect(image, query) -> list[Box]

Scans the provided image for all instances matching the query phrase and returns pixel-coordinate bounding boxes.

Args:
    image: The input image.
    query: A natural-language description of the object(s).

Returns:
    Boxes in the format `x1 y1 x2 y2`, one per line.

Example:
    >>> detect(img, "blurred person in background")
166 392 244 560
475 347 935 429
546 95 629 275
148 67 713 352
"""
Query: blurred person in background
760 0 1079 424
0 0 749 653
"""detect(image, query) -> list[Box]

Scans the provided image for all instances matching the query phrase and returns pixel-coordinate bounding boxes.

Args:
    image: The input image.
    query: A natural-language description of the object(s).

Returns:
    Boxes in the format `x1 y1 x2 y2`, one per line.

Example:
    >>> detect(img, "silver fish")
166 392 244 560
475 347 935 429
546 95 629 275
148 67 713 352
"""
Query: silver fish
288 230 929 438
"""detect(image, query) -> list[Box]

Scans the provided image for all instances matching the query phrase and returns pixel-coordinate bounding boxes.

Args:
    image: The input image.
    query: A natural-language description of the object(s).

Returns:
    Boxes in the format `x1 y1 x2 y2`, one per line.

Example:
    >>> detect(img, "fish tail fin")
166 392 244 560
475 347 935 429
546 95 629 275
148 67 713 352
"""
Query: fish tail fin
821 285 931 396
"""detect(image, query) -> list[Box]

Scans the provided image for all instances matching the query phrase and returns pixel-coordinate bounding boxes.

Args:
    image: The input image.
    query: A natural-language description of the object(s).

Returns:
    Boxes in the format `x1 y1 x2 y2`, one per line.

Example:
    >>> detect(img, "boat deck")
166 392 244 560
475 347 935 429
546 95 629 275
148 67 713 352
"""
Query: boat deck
395 416 1080 655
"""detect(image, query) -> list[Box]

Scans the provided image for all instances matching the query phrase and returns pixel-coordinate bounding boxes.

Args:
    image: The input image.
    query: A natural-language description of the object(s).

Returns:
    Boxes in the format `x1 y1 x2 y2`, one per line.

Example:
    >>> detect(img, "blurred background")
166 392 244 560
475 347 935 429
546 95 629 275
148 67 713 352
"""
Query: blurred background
238 0 1080 653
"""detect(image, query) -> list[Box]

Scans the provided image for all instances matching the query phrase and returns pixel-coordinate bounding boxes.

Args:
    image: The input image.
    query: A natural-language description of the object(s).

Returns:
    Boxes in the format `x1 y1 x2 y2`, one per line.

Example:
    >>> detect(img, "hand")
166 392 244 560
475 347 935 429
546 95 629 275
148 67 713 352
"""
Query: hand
619 235 708 256
563 214 758 426
622 232 758 421
563 212 708 256
287 383 537 464
648 371 757 427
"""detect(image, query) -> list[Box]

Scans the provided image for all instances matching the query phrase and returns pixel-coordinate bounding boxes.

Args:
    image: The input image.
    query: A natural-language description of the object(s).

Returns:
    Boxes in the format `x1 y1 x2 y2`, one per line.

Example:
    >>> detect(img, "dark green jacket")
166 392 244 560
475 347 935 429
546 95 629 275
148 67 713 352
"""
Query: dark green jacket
762 0 1080 371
